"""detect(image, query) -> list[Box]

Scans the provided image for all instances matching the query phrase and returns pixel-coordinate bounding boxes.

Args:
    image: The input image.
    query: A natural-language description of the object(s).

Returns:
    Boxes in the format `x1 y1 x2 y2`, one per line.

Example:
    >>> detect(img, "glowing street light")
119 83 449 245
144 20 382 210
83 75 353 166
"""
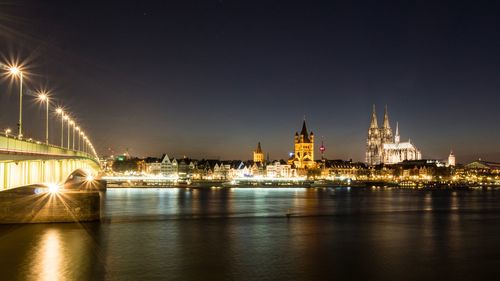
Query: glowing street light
4 128 11 137
47 183 60 194
56 108 64 147
38 92 50 144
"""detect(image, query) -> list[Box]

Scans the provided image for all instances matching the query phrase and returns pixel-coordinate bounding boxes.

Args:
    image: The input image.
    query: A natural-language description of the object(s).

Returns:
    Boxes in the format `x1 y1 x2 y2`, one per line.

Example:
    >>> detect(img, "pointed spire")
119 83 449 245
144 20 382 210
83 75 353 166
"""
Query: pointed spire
395 122 400 143
301 119 308 136
256 142 262 153
383 105 390 129
370 104 378 128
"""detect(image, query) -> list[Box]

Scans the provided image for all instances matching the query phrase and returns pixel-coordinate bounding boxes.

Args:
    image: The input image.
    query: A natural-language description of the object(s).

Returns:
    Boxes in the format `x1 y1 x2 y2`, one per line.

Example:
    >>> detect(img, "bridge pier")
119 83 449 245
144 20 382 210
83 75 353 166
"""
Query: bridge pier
0 186 102 224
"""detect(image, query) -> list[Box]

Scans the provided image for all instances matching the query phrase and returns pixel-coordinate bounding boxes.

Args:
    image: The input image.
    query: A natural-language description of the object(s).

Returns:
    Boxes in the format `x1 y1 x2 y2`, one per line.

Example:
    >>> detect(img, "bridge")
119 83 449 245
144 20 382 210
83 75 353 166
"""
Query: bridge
0 62 101 190
0 133 100 189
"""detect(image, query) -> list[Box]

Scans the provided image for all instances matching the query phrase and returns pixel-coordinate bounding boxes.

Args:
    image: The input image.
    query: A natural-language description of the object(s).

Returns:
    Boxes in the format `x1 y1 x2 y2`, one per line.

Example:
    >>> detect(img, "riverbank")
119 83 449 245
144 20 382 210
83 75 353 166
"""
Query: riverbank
106 179 500 190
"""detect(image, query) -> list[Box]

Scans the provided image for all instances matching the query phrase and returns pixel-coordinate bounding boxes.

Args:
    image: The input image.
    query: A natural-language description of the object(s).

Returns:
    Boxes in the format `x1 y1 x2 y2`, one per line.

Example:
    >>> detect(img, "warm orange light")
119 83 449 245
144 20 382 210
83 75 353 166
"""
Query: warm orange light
8 66 20 76
38 92 48 101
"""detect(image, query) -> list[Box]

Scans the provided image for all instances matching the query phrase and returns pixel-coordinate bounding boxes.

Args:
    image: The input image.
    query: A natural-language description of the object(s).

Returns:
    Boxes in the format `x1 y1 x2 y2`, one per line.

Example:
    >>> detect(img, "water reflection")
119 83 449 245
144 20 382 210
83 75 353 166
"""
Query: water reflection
32 229 63 281
1 188 500 281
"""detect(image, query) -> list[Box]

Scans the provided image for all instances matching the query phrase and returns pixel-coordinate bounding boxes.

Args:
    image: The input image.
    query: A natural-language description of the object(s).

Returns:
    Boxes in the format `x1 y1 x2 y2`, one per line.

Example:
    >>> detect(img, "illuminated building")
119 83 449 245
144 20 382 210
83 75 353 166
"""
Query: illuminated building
266 161 293 178
146 162 162 175
288 120 316 169
326 160 367 180
448 151 456 166
366 105 422 165
253 142 264 163
160 154 177 176
465 160 500 174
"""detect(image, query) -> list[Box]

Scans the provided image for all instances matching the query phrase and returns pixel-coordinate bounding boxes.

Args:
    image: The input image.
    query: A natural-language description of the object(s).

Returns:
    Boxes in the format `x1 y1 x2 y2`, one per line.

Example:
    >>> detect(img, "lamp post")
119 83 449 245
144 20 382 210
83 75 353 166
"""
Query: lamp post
69 120 75 150
56 108 64 147
72 122 76 150
65 116 70 150
76 126 80 151
8 66 23 138
38 92 50 145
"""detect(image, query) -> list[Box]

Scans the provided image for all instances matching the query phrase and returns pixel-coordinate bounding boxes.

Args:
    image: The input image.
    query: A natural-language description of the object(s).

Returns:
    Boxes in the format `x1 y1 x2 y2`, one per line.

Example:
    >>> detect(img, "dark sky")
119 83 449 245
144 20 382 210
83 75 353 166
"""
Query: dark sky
0 0 499 163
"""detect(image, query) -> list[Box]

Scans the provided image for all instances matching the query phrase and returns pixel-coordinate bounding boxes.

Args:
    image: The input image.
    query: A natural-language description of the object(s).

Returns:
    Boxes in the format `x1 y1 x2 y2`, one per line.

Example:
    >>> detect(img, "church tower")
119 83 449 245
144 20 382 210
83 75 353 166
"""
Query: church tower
448 150 456 166
382 105 393 144
290 120 315 169
253 142 264 163
366 105 382 165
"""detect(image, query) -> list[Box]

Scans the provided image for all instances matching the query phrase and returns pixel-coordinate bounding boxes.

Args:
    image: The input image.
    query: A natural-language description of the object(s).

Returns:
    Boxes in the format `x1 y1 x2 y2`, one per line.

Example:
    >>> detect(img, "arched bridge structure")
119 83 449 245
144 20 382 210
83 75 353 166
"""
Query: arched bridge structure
0 135 100 189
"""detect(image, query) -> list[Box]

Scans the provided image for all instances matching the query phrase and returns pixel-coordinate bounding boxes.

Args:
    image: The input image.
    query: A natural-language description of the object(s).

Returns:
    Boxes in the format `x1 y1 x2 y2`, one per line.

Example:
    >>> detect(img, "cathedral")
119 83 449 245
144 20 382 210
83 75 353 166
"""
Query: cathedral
288 120 316 169
366 105 422 165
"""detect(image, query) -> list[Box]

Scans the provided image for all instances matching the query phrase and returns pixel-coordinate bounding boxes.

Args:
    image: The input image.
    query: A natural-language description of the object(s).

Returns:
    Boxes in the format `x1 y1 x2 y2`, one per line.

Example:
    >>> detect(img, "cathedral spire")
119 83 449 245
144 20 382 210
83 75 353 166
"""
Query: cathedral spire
383 105 391 129
395 122 400 143
256 142 262 153
301 119 309 136
370 104 378 128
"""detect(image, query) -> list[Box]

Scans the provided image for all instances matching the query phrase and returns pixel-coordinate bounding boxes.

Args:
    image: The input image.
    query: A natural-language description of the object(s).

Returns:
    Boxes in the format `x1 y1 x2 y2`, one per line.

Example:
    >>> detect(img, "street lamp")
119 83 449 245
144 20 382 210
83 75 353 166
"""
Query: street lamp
65 116 70 150
76 126 80 150
38 92 50 144
8 66 23 138
76 126 80 151
79 131 84 152
56 108 64 147
83 136 88 153
4 128 11 150
69 120 75 150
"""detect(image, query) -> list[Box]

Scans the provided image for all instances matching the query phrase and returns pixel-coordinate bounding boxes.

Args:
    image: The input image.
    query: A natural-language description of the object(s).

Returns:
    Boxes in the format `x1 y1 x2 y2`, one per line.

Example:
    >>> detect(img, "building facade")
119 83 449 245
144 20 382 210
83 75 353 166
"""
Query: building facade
288 120 316 169
160 154 178 177
366 105 422 165
253 142 264 163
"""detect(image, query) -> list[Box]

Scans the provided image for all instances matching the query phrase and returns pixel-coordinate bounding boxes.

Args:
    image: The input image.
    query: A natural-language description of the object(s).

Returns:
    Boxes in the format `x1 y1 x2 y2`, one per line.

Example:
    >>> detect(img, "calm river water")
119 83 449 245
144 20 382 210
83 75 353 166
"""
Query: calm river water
1 187 500 281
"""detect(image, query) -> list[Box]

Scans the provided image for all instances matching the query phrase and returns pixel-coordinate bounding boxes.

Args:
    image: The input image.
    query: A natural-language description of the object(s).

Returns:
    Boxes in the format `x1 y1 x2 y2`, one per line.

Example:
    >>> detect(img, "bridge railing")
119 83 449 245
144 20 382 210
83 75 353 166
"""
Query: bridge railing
0 135 98 162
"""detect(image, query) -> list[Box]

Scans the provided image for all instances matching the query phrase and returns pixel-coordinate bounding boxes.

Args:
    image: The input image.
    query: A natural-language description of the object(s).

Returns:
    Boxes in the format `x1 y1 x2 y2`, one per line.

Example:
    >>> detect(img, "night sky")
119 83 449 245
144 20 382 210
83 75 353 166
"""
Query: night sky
0 0 499 163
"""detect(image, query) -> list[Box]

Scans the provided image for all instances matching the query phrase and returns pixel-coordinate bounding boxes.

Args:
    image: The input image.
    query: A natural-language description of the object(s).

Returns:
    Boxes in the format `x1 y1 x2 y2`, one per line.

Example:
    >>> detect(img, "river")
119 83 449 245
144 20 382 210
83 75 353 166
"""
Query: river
1 187 500 281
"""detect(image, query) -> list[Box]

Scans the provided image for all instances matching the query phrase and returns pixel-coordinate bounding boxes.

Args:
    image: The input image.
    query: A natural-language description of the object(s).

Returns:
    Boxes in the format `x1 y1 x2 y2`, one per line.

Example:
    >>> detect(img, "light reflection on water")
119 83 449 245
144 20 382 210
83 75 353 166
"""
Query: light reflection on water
1 187 500 281
33 229 62 281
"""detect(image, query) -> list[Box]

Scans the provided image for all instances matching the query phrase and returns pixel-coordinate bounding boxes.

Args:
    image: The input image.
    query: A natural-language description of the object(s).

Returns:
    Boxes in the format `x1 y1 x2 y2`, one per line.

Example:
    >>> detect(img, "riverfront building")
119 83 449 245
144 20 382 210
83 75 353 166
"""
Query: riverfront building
288 120 316 169
253 142 264 163
366 105 422 165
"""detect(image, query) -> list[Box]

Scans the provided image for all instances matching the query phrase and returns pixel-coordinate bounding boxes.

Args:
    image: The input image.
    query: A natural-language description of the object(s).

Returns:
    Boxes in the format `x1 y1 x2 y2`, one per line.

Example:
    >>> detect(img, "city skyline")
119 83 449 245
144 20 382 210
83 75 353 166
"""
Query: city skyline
1 1 499 162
